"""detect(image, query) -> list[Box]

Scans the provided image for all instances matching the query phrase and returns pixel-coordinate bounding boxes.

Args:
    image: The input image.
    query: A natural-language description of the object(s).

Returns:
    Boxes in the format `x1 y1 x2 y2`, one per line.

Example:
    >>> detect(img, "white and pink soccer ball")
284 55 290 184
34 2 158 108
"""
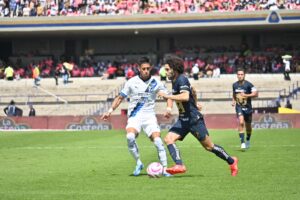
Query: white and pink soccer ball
147 162 163 178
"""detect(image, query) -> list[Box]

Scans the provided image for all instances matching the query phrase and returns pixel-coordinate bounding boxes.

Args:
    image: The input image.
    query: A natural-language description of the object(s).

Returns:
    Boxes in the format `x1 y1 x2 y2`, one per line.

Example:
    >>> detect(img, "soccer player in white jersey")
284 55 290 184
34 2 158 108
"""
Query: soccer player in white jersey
101 57 172 177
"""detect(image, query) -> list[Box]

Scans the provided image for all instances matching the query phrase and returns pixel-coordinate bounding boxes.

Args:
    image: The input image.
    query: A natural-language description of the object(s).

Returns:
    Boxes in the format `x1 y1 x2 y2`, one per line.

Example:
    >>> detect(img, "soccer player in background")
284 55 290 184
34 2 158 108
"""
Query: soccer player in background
101 57 172 177
158 55 238 176
232 68 258 150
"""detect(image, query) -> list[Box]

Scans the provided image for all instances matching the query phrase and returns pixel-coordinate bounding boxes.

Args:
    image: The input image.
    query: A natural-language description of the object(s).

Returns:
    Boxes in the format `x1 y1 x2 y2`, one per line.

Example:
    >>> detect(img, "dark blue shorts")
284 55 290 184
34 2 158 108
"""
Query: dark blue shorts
236 106 253 123
169 117 209 142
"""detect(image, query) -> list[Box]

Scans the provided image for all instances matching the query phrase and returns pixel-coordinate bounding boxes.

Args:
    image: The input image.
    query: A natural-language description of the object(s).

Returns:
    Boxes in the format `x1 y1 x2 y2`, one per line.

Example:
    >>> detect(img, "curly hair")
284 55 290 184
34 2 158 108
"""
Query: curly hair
163 55 184 74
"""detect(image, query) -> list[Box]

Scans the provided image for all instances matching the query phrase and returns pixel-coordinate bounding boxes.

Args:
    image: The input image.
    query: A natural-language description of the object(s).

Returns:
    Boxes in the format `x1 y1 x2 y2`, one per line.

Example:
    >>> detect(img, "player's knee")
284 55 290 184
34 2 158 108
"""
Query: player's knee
205 146 213 151
126 132 136 143
164 135 173 145
246 123 252 129
151 132 160 140
239 121 245 127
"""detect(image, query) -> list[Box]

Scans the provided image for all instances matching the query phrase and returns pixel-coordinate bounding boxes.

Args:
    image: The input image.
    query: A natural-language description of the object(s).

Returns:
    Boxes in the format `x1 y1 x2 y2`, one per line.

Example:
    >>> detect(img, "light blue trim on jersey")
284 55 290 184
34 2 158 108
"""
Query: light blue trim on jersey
129 102 144 118
145 79 157 93
120 92 127 98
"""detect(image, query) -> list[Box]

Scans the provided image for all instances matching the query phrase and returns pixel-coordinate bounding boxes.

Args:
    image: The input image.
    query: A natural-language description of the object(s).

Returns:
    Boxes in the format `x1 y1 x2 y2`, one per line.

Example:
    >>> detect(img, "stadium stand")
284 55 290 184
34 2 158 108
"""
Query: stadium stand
0 3 299 117
1 46 299 80
0 0 299 17
144 73 300 114
0 77 125 116
1 73 297 116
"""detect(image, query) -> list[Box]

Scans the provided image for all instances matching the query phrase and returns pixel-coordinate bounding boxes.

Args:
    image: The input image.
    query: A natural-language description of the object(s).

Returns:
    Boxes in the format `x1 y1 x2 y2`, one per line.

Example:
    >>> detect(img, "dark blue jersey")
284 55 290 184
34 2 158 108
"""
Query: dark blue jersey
172 74 201 121
232 80 256 110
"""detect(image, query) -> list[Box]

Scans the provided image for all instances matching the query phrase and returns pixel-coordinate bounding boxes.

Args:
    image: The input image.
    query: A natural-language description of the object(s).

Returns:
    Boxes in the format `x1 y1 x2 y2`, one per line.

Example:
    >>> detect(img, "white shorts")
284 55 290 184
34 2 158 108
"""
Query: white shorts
126 113 160 137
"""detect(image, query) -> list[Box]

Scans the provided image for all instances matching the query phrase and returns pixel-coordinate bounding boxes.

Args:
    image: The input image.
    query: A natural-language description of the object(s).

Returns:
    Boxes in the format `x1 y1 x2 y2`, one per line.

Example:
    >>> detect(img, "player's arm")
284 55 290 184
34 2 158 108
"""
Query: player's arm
164 98 173 118
232 85 236 106
241 86 258 98
191 86 202 111
232 93 237 106
3 107 8 115
101 95 125 120
158 78 189 102
242 91 258 98
191 86 197 102
157 87 174 118
158 90 189 102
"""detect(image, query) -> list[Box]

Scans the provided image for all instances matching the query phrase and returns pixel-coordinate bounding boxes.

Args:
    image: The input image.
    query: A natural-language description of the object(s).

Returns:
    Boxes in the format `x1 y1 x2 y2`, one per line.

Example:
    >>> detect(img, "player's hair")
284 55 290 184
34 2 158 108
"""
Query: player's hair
138 57 151 66
163 55 184 74
236 68 245 74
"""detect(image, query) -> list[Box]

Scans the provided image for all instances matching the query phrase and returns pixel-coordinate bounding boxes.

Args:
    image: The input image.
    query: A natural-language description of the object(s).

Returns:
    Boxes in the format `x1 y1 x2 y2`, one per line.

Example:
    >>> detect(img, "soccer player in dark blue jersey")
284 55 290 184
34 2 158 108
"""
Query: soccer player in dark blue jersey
158 56 238 176
232 68 258 150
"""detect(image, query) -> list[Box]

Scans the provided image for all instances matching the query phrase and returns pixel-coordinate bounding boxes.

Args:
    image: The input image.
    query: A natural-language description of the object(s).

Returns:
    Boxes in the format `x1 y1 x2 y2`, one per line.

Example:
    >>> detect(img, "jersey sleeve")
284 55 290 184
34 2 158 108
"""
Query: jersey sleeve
248 82 257 92
156 79 169 94
178 76 190 93
120 81 130 97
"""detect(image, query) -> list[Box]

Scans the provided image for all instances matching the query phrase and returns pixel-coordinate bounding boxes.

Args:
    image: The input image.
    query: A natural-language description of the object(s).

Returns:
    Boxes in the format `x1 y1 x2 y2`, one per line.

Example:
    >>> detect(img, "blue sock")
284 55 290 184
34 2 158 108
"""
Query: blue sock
212 144 234 165
246 133 251 141
167 144 182 165
239 133 245 143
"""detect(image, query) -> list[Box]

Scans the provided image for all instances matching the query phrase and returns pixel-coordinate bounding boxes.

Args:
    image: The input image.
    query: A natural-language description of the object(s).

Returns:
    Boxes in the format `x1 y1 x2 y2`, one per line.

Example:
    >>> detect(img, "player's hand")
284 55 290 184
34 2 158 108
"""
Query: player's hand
240 92 248 98
232 101 236 107
101 112 111 121
196 103 202 111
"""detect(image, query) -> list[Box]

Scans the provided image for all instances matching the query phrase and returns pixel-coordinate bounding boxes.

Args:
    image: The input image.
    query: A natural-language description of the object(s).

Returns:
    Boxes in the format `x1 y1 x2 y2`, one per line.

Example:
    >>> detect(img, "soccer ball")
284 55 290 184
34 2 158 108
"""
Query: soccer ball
147 162 163 178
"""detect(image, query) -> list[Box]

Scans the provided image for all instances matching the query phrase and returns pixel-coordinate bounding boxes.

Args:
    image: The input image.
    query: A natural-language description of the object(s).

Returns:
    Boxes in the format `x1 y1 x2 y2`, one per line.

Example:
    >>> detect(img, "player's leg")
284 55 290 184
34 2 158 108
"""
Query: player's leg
245 113 253 149
150 132 167 168
192 119 238 176
164 132 186 174
164 120 186 166
238 115 246 150
126 118 143 176
205 137 239 176
143 116 171 177
200 135 234 163
150 132 171 177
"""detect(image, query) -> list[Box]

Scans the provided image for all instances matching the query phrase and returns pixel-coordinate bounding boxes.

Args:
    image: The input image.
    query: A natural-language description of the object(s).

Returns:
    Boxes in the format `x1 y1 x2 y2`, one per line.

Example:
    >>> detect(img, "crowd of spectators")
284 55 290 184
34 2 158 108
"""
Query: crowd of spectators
0 55 142 81
170 44 300 78
0 44 299 81
0 0 300 17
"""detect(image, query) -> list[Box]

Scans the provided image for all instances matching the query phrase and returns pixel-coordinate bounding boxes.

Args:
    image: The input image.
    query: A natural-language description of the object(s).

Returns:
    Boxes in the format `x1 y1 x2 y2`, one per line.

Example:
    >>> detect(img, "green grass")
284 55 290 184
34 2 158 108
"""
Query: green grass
0 129 300 200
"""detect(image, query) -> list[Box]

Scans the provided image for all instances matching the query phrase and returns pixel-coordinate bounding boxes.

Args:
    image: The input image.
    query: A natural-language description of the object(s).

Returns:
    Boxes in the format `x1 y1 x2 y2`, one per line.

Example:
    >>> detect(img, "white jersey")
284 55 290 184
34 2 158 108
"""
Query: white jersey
120 76 168 117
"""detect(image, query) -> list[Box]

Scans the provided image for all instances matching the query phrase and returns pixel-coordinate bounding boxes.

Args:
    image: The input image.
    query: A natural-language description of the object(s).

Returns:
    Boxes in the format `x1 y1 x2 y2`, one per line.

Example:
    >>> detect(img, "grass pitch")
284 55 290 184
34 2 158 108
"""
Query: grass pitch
0 129 299 200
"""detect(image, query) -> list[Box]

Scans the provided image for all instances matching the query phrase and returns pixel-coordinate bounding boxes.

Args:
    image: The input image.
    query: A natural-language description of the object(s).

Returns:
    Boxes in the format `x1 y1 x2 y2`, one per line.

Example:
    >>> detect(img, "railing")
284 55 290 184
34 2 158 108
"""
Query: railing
0 93 112 104
287 81 299 100
196 89 285 101
86 82 125 116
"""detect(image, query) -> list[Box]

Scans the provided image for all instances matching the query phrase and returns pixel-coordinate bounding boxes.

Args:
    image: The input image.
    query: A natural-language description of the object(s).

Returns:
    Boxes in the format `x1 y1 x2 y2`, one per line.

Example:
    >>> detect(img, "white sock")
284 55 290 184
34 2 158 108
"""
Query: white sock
127 132 141 164
154 137 168 167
